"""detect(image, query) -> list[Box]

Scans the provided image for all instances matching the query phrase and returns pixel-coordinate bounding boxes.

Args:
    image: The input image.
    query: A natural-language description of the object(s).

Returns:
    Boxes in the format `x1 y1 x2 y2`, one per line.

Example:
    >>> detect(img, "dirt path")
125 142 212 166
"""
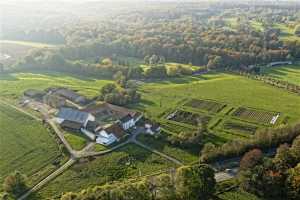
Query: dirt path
0 99 41 121
17 158 76 200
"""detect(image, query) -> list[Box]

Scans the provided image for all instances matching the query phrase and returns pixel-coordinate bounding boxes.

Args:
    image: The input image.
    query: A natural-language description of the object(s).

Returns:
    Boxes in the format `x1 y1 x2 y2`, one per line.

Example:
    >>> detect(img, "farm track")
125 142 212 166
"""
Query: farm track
0 99 41 121
17 158 76 200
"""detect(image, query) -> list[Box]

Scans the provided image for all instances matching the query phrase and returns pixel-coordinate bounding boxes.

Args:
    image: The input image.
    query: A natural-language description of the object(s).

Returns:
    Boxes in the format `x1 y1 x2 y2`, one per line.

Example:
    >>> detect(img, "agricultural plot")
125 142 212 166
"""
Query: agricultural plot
232 107 279 125
167 110 211 127
0 103 64 188
184 99 226 113
136 73 300 145
161 120 197 134
223 121 258 135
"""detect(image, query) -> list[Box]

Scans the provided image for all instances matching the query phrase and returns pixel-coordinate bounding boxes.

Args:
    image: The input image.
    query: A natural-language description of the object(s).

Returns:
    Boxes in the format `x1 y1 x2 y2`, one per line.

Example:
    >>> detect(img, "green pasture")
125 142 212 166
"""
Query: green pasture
0 104 63 189
261 64 300 86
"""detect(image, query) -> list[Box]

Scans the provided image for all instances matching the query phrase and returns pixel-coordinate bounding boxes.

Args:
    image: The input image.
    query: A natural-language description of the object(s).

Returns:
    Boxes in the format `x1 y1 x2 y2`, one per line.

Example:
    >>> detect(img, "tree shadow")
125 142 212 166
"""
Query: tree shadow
0 73 18 81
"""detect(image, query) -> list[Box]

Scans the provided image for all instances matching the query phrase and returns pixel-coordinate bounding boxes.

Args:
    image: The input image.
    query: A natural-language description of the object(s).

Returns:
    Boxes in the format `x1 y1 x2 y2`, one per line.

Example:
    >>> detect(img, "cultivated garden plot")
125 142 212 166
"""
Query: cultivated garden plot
232 107 280 125
222 121 258 135
184 99 227 113
166 110 211 127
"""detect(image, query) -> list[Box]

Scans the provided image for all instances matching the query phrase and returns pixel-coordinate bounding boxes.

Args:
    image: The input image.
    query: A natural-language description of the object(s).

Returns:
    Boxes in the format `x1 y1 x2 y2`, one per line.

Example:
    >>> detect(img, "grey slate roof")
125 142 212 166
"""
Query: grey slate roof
57 107 90 124
55 88 87 103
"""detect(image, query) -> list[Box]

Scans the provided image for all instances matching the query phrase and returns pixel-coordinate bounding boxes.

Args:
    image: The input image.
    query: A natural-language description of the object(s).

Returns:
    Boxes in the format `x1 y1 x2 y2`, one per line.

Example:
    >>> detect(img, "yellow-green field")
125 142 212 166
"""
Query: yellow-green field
0 40 58 48
0 104 64 189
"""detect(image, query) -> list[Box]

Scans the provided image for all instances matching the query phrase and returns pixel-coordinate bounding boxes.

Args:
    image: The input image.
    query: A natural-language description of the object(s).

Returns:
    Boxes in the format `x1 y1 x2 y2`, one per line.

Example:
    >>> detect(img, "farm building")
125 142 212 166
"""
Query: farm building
43 93 66 108
60 120 82 131
145 121 161 135
24 89 46 100
96 124 127 146
85 121 102 133
49 88 88 105
120 114 135 130
56 107 95 127
267 61 292 67
83 102 143 129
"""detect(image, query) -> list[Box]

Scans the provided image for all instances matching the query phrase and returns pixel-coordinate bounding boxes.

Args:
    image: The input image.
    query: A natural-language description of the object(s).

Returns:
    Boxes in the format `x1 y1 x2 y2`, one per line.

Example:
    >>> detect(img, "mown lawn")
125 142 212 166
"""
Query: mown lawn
34 144 177 199
64 132 87 151
262 64 300 86
0 72 113 100
0 104 63 188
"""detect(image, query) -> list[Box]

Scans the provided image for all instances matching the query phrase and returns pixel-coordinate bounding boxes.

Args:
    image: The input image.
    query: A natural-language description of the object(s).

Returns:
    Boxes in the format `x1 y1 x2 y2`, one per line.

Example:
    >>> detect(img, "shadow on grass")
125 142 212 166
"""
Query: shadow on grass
0 73 18 81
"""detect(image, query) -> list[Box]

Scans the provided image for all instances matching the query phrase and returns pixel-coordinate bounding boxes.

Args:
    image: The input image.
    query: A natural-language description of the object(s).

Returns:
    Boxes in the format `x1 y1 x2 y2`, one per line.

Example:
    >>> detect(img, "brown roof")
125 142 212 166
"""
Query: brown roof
83 102 136 118
104 123 126 139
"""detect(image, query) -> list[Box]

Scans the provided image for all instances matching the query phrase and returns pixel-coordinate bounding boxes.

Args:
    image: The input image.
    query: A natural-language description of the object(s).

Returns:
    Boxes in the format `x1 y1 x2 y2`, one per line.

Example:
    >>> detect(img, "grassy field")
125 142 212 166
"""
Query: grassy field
0 104 64 189
133 72 300 153
0 72 113 100
261 64 300 86
34 144 177 199
137 134 199 164
64 132 87 151
136 73 300 121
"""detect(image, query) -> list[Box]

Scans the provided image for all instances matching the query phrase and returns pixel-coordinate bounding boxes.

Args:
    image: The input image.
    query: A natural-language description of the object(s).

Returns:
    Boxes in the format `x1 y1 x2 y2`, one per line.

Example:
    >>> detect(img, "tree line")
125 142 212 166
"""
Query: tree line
238 133 300 199
200 122 300 163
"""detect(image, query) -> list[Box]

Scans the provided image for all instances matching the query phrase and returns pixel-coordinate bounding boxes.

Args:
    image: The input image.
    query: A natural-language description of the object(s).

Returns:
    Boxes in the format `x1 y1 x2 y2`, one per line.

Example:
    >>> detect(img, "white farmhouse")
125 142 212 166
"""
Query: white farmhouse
96 124 126 146
120 114 135 130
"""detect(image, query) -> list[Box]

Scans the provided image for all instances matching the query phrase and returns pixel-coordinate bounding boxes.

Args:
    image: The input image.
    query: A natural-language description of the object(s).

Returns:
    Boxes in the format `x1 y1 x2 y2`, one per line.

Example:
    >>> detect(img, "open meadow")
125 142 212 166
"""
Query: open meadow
0 103 64 189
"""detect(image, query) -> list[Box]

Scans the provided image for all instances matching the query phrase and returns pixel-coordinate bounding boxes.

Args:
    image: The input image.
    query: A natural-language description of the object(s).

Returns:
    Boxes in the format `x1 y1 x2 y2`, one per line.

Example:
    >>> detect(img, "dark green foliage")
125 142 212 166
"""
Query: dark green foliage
239 135 300 199
3 171 28 197
99 82 141 106
175 164 216 200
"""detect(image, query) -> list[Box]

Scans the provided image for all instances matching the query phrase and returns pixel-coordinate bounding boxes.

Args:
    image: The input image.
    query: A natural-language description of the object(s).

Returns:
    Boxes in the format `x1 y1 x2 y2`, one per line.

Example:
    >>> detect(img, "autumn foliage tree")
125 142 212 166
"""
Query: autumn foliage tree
240 149 263 171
